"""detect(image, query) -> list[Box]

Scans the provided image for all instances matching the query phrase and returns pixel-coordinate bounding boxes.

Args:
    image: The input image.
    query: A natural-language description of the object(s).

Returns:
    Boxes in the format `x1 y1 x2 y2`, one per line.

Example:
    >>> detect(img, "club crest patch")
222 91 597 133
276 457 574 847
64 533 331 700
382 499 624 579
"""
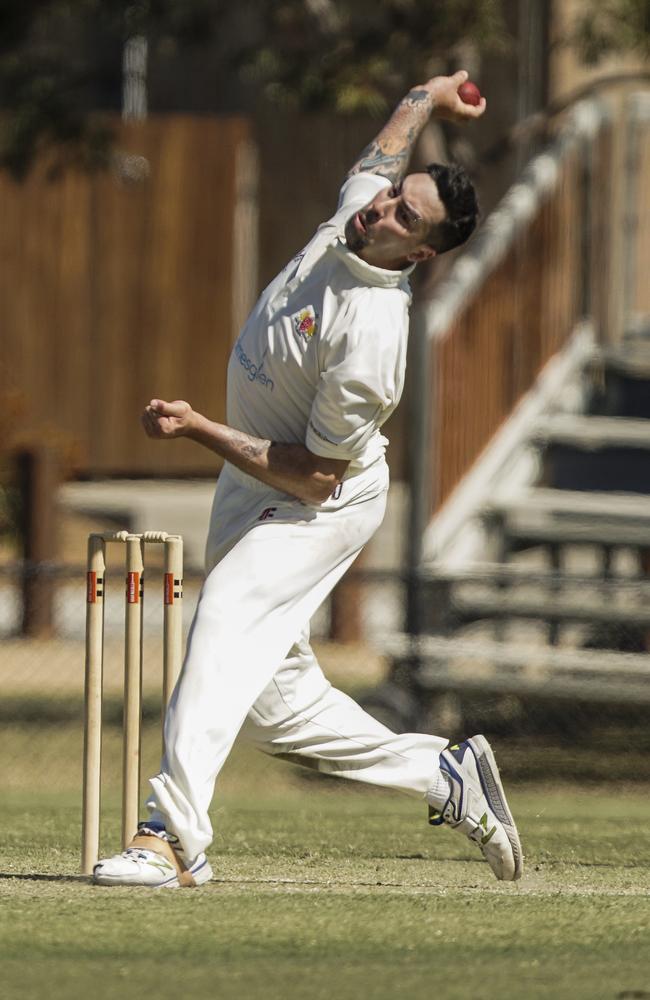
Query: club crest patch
293 306 318 341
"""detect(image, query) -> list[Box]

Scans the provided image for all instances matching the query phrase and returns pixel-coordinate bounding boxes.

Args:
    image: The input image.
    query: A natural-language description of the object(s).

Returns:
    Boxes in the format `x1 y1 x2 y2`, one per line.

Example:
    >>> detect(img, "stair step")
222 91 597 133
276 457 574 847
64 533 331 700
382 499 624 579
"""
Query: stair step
590 346 650 379
485 487 650 521
419 562 650 589
531 415 650 450
447 592 650 627
384 634 650 703
483 489 650 547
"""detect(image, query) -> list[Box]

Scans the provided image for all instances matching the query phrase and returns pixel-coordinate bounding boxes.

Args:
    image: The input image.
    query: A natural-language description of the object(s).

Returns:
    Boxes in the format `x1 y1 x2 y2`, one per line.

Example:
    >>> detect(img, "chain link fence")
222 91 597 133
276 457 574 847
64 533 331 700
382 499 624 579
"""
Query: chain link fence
0 562 197 794
3 548 650 797
0 559 400 795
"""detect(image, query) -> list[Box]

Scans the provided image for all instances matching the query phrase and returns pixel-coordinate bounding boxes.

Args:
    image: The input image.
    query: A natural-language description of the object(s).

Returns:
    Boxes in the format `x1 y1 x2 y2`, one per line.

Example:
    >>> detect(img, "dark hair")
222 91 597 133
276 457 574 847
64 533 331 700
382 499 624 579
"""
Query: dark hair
425 163 479 254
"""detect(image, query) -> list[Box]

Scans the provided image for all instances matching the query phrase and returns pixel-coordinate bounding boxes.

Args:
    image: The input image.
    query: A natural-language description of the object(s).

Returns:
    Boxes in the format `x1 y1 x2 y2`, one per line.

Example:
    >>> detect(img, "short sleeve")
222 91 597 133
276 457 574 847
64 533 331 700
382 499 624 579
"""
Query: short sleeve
306 299 404 461
306 357 385 460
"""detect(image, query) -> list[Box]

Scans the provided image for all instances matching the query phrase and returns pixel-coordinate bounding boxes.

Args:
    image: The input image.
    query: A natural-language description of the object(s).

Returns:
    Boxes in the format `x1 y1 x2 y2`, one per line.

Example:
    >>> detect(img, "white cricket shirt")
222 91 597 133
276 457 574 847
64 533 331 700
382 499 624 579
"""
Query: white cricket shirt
226 172 414 483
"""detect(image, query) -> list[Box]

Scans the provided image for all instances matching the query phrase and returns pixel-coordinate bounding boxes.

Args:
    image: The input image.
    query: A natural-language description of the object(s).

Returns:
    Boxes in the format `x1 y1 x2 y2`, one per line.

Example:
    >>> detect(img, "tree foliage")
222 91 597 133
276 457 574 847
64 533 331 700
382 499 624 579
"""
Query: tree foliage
0 1 228 176
235 0 508 114
2 0 648 178
0 1 117 177
569 0 650 65
0 0 511 176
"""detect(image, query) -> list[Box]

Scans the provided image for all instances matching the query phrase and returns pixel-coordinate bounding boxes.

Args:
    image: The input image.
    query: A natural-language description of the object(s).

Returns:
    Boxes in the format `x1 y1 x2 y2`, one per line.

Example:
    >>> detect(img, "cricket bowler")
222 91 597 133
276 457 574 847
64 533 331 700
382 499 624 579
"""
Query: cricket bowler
94 70 523 888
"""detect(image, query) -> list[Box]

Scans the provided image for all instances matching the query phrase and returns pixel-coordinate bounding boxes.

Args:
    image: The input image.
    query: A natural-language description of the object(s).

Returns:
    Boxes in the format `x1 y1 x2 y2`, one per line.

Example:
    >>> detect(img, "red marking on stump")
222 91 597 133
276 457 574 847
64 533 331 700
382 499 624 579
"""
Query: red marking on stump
127 572 140 604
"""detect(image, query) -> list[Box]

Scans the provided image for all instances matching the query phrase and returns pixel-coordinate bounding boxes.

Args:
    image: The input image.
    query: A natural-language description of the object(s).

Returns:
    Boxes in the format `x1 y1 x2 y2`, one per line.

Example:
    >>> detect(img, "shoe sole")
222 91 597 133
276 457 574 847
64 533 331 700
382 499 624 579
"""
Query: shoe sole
467 735 524 880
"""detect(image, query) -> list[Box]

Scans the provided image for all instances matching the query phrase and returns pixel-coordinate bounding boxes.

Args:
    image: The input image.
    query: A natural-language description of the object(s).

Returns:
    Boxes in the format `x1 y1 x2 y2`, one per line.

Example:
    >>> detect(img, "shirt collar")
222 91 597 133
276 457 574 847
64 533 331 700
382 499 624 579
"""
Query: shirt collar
331 237 415 289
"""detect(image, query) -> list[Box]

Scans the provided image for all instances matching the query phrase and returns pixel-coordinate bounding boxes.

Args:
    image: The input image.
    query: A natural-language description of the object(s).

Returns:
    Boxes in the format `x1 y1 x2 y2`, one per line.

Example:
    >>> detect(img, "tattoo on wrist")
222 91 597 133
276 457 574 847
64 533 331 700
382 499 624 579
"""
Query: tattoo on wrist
404 88 434 109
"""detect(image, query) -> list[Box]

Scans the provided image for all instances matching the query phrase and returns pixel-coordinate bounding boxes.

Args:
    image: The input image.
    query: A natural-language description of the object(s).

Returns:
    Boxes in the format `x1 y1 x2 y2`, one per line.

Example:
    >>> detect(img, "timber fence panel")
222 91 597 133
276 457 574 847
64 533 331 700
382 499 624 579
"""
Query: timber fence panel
0 115 252 476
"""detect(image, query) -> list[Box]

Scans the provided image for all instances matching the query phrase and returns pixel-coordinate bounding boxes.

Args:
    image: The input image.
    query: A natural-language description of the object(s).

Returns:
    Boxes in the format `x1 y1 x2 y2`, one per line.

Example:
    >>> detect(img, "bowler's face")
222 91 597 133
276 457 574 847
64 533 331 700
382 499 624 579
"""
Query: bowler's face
344 172 446 269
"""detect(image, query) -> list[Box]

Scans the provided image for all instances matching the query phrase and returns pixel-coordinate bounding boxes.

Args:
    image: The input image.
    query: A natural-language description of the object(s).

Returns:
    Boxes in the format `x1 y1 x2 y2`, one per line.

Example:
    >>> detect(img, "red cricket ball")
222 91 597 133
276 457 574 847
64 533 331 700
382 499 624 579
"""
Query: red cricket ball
458 81 482 106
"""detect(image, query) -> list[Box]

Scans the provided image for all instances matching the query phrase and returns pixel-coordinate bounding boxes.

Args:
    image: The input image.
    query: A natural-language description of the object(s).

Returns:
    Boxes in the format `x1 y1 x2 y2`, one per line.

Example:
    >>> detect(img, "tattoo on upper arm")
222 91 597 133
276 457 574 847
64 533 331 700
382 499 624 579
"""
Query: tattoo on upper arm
347 89 434 182
347 140 408 184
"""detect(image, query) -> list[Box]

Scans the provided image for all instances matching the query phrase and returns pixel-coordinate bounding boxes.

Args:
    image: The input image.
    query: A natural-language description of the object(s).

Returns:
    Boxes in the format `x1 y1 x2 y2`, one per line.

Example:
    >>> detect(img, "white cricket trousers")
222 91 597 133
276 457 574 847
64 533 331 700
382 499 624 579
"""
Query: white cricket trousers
147 462 447 860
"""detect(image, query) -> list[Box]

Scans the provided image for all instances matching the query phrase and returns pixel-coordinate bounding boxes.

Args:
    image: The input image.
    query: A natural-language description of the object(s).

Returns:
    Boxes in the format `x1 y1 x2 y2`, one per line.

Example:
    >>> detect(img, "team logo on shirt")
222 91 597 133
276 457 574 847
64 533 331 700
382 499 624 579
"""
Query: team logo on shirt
293 306 318 341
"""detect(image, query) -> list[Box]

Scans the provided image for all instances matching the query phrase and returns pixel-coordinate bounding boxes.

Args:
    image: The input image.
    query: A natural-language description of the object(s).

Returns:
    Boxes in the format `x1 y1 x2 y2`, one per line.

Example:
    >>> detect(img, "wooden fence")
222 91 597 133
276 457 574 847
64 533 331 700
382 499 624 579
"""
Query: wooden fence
431 148 585 510
0 109 414 480
0 116 253 476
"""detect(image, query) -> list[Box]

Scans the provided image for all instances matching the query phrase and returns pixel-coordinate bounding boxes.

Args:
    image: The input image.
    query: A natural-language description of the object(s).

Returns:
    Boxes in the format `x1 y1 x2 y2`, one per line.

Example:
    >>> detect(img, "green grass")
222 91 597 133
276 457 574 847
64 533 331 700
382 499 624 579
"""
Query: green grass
2 735 650 1000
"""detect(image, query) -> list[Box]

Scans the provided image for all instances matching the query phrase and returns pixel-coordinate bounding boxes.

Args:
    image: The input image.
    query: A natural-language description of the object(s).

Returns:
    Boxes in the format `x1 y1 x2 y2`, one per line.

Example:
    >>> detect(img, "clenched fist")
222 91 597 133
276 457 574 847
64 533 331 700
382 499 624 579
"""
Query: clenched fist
141 398 196 439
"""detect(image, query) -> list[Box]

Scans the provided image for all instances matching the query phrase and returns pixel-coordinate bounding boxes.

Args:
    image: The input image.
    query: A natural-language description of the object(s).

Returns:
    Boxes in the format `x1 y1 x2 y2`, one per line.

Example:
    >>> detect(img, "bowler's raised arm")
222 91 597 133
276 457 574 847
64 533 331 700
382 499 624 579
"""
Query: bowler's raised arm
347 70 486 185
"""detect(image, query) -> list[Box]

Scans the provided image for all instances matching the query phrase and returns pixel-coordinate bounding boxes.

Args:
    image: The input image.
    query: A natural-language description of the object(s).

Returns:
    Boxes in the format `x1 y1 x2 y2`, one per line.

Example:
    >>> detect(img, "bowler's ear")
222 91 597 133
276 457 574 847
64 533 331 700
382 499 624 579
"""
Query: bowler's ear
407 245 437 263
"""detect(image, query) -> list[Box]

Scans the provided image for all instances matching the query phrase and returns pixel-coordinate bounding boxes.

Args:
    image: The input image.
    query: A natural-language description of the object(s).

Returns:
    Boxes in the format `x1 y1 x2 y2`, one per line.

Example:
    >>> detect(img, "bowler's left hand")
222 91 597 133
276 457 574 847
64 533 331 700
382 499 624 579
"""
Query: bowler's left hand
141 398 196 439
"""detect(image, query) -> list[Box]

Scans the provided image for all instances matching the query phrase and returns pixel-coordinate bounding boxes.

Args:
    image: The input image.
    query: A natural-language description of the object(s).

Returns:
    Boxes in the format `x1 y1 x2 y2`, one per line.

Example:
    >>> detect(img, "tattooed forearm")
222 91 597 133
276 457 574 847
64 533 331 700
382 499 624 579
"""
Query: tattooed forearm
347 88 435 182
238 434 271 462
186 414 347 504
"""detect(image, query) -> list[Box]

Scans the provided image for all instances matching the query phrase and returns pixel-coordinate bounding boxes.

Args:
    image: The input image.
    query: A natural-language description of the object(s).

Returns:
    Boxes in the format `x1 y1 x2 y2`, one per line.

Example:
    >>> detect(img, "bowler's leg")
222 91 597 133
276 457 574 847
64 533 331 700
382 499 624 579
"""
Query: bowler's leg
243 633 523 881
242 629 447 797
147 490 387 860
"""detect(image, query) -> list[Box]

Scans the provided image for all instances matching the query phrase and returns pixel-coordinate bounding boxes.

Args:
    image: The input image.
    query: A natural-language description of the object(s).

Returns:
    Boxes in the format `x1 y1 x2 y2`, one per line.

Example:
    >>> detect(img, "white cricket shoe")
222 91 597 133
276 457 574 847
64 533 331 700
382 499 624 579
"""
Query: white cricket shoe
93 822 213 888
429 735 523 881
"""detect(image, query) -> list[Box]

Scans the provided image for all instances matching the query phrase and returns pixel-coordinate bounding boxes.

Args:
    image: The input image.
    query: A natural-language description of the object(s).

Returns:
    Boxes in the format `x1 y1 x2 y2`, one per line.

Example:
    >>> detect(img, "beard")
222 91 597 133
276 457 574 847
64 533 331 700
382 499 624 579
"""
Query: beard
344 210 370 253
